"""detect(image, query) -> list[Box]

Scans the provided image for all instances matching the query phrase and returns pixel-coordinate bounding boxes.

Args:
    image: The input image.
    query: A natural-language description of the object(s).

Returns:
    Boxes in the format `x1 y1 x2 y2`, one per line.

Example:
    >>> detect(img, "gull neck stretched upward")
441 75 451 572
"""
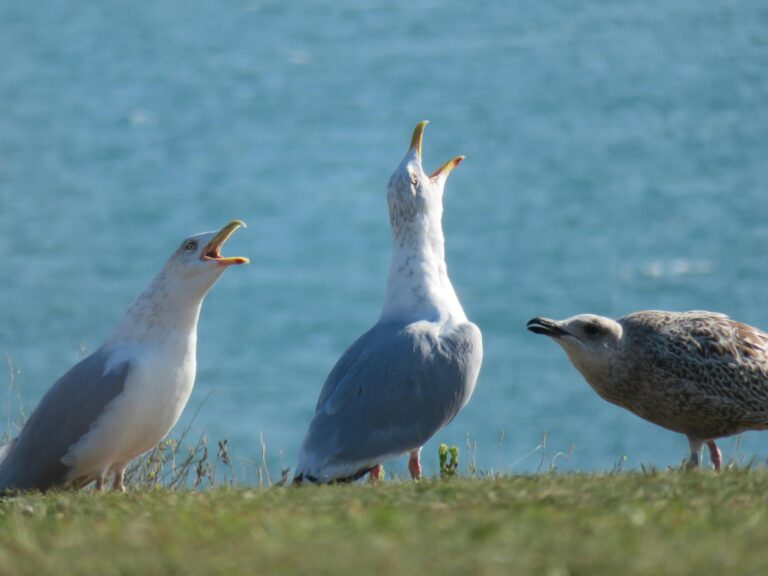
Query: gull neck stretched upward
381 127 466 325
110 268 206 345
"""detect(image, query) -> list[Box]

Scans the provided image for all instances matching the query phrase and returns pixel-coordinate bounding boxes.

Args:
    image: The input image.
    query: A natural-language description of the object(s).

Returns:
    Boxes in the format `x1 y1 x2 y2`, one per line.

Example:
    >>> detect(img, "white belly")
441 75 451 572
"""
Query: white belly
63 345 196 481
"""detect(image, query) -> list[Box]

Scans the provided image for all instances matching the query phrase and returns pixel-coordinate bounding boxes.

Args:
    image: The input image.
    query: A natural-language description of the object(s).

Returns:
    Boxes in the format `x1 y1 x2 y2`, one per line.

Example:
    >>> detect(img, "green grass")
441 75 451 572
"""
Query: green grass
1 471 768 575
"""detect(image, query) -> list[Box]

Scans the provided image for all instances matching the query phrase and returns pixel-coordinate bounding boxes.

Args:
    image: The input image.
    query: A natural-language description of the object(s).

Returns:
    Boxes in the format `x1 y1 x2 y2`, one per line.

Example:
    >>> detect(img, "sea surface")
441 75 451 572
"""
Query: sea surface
1 0 767 479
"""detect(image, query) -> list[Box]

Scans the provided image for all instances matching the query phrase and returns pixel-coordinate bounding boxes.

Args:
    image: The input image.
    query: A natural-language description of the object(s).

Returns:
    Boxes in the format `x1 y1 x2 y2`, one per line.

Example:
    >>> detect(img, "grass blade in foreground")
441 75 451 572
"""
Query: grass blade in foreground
1 472 768 575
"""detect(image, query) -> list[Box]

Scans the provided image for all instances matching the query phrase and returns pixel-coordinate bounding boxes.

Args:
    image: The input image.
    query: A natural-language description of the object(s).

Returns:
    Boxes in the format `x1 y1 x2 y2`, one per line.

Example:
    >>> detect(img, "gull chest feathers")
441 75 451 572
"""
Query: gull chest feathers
65 331 198 475
0 221 248 493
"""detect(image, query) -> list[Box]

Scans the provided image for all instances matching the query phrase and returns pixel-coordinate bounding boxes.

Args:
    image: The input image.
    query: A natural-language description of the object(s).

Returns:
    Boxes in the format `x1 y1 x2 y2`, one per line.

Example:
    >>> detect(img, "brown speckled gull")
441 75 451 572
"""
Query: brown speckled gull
527 310 768 470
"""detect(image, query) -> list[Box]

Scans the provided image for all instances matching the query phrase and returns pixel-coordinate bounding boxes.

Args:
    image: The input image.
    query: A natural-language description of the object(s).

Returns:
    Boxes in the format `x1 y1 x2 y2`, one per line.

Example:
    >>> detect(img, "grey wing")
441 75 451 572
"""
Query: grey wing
297 320 482 481
313 325 381 413
0 347 131 492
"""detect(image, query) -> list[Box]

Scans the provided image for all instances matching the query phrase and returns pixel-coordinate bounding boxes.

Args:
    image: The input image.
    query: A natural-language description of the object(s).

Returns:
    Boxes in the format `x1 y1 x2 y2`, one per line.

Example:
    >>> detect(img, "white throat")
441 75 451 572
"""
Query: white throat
380 209 466 324
109 266 210 346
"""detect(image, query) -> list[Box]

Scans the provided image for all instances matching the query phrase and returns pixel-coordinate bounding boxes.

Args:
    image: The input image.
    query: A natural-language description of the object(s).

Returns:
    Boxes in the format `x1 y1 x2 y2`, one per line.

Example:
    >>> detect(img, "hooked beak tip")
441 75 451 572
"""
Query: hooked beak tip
526 317 568 338
430 155 465 180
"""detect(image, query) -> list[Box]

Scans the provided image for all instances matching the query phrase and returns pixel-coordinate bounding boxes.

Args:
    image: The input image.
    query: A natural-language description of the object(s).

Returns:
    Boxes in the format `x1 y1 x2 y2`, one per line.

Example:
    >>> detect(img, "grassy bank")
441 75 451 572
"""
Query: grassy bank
1 471 767 575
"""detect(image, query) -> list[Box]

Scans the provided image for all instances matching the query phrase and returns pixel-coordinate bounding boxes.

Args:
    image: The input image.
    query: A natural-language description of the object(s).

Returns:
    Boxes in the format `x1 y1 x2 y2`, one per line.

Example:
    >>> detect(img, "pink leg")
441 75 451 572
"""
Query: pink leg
369 464 383 482
707 440 722 472
408 449 422 480
113 469 126 492
686 436 703 470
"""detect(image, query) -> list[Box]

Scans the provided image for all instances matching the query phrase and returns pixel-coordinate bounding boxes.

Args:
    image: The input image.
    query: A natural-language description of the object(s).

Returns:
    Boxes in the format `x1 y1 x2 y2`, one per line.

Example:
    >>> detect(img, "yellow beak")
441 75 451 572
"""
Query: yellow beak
409 120 429 158
409 121 464 181
430 155 465 180
201 220 249 266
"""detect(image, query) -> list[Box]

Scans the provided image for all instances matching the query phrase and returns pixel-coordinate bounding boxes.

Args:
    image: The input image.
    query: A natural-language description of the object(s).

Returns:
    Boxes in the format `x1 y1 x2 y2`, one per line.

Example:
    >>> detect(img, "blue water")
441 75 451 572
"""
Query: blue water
1 1 767 479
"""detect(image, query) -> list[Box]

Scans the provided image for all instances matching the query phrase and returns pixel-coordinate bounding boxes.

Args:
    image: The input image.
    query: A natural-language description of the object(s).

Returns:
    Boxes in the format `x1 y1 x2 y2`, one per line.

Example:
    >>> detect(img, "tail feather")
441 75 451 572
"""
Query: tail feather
293 465 376 486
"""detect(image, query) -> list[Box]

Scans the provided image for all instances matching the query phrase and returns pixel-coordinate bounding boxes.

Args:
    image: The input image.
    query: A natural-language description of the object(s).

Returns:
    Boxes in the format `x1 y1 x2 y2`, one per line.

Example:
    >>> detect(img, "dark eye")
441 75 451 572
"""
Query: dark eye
184 240 198 251
409 173 418 186
584 323 601 337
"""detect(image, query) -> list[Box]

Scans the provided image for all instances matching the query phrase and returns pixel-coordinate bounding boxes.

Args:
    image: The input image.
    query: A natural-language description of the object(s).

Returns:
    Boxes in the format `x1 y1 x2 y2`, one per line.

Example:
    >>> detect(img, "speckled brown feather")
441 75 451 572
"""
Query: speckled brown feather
611 311 768 439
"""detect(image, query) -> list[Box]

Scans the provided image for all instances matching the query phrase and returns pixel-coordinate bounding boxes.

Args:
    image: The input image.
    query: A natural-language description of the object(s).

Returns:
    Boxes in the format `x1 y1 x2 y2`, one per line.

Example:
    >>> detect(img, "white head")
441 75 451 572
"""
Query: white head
386 121 464 243
112 220 249 342
159 220 250 301
527 314 624 382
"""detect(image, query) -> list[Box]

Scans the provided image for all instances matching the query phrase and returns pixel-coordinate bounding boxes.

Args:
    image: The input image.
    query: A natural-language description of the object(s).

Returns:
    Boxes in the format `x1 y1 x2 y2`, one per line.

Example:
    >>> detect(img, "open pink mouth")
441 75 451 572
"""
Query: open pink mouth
200 220 249 266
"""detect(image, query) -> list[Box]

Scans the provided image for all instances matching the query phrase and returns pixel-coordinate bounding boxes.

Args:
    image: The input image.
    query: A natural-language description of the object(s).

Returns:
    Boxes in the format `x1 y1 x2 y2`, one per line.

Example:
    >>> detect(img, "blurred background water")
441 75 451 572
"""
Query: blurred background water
1 0 767 479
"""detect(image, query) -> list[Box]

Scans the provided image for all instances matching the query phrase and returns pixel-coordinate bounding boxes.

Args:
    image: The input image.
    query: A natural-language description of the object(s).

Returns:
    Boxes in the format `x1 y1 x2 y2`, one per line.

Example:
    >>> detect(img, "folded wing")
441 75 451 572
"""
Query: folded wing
296 320 482 482
0 347 132 492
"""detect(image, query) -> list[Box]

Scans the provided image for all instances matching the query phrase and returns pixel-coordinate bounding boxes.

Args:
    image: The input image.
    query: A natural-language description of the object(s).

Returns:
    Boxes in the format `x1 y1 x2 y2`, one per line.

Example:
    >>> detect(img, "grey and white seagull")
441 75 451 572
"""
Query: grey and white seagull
527 310 768 470
294 121 483 484
0 221 248 492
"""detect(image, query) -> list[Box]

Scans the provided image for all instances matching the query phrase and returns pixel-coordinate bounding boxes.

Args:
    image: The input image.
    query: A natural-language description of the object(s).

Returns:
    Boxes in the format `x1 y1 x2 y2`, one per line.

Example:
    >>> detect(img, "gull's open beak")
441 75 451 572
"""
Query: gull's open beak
430 155 464 181
527 317 569 338
201 220 250 266
409 120 464 181
410 120 429 158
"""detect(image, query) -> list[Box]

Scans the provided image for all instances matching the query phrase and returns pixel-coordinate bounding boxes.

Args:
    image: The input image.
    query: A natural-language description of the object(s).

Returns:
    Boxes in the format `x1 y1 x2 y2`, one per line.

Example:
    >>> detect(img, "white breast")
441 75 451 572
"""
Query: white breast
63 335 197 481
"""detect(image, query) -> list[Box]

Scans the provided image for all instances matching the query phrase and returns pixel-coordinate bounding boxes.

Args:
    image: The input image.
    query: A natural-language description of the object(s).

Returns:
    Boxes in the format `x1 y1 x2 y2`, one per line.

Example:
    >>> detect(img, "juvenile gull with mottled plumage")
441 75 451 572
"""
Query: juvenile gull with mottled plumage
0 221 248 492
527 310 768 470
294 121 483 484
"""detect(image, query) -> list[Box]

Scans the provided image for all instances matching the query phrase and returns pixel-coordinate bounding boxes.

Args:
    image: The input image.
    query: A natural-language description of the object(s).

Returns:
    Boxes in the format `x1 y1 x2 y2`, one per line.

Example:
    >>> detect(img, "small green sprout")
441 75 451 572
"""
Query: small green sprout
439 443 459 479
